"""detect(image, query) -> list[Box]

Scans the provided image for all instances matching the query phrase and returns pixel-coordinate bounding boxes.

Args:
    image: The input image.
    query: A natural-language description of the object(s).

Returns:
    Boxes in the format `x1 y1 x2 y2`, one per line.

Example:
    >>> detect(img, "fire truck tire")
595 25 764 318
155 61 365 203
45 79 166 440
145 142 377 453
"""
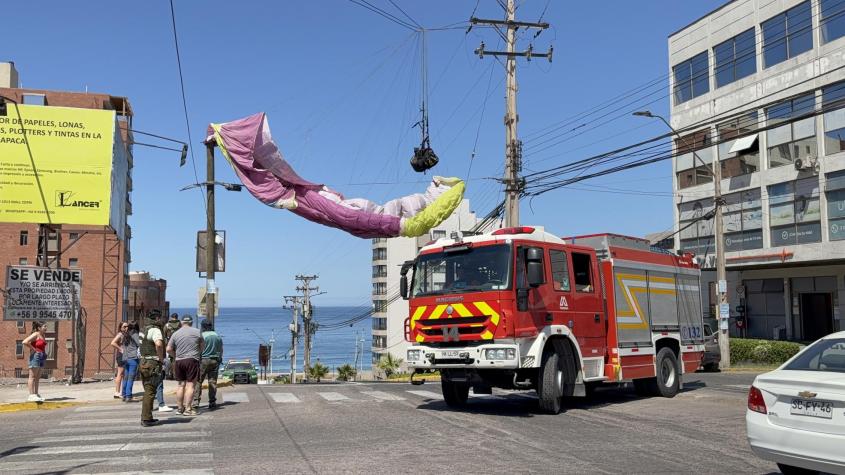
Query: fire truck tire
537 340 575 414
441 379 469 407
651 347 680 398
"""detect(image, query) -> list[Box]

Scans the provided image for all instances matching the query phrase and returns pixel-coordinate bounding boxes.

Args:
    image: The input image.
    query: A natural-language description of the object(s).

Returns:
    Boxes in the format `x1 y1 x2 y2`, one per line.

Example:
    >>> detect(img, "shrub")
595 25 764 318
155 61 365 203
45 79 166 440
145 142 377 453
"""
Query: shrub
272 375 290 384
730 338 802 365
337 364 357 382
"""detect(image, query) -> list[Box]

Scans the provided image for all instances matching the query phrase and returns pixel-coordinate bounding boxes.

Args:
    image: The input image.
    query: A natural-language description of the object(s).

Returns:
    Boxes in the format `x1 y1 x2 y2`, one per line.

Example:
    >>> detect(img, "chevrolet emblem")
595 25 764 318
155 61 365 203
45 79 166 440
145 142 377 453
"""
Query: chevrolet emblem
798 390 817 399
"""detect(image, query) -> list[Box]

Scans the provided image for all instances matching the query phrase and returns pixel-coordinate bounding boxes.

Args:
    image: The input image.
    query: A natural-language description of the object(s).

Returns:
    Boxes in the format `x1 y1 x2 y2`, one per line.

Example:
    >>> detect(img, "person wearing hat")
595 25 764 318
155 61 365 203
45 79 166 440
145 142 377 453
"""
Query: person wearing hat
166 315 204 416
138 310 165 426
163 313 181 380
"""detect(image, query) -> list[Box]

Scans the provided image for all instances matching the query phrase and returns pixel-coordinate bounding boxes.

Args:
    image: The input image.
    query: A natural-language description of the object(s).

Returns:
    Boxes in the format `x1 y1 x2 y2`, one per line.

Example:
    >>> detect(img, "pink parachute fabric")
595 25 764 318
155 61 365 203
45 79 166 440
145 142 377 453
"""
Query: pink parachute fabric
206 113 465 239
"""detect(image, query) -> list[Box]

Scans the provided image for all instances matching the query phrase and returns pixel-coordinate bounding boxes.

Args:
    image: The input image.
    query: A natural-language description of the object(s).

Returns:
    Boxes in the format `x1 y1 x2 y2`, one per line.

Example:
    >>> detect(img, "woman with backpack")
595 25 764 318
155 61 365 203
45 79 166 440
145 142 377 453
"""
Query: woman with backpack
22 322 47 402
121 322 141 402
110 322 129 399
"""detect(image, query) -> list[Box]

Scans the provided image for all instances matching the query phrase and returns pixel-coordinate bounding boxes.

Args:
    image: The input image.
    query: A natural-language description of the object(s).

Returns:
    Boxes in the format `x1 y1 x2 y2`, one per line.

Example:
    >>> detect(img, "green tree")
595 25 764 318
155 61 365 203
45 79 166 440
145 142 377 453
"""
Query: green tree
377 353 404 379
308 362 329 382
337 364 357 382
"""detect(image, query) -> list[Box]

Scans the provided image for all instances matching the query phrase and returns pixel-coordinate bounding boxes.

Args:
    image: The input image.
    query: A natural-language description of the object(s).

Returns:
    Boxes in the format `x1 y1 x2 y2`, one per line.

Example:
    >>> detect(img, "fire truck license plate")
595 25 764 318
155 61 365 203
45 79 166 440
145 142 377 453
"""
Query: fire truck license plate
441 350 460 358
790 398 833 419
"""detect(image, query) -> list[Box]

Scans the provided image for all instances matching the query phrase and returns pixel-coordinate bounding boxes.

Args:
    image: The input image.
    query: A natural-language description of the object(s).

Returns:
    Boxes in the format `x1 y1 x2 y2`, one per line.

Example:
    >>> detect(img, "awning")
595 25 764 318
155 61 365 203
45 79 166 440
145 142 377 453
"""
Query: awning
728 134 758 154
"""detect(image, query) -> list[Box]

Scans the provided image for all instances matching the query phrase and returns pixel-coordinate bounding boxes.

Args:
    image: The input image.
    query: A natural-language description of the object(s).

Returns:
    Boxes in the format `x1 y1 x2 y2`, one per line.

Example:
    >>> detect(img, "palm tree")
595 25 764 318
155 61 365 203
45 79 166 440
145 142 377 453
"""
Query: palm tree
377 353 404 379
337 364 357 382
308 362 329 382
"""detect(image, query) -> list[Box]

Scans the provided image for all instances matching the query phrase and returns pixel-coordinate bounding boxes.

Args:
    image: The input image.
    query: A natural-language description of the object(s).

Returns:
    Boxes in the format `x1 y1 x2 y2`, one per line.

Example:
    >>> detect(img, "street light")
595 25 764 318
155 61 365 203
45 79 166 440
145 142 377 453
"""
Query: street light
179 181 243 192
633 110 730 369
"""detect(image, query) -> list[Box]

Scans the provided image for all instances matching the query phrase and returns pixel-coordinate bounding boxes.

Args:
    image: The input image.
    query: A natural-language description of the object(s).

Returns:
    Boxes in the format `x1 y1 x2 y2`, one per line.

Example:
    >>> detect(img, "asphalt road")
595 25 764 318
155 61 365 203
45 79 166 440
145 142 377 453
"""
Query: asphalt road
0 371 778 474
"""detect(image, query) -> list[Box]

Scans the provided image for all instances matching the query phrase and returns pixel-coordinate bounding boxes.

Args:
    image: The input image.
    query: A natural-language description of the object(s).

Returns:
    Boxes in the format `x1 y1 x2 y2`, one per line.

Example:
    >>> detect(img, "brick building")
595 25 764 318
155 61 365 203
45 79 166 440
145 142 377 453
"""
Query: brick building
0 62 133 380
127 271 169 322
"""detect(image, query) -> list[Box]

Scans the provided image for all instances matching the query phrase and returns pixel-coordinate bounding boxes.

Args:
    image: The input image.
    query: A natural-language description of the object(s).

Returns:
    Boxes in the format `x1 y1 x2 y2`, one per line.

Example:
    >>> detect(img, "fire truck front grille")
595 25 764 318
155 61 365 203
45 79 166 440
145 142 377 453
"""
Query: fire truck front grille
420 326 485 336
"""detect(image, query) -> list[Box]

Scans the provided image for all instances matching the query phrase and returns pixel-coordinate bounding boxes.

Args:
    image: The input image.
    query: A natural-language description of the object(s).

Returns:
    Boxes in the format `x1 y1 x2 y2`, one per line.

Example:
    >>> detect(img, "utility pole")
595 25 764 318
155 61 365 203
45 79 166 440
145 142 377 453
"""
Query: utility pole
205 143 217 327
295 275 319 382
471 1 551 227
284 295 301 384
632 110 730 369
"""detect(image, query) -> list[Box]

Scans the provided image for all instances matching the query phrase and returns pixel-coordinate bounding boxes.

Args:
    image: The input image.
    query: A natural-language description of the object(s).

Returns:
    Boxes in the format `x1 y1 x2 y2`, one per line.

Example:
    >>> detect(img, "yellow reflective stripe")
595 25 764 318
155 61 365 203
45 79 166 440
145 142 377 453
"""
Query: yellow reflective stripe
480 330 494 340
415 334 425 343
451 303 473 317
428 304 448 320
473 301 500 326
410 306 426 330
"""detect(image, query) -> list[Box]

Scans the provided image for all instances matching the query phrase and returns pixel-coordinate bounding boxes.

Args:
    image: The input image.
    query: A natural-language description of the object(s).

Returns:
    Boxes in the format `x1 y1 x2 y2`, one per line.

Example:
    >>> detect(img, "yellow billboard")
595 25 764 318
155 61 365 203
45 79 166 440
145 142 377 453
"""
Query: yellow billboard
0 104 116 225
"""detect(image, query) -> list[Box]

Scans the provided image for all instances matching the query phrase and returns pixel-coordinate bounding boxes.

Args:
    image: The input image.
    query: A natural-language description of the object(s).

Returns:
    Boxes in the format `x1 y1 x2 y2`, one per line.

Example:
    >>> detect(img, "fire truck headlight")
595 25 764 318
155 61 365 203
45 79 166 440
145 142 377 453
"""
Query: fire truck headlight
407 350 421 361
485 348 516 360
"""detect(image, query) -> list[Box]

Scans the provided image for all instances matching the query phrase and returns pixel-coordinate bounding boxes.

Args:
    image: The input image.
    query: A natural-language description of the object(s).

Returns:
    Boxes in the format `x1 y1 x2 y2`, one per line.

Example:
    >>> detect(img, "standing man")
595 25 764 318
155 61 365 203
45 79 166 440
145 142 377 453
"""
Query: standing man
138 310 165 427
167 315 204 416
163 313 181 380
193 319 223 411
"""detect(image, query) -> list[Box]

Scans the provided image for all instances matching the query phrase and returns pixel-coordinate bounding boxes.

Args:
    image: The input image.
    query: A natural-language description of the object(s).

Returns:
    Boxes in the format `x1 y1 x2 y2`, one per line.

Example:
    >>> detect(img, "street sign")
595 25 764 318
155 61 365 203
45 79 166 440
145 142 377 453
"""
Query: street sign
718 279 727 294
196 230 226 273
197 287 220 317
3 266 81 320
719 303 730 319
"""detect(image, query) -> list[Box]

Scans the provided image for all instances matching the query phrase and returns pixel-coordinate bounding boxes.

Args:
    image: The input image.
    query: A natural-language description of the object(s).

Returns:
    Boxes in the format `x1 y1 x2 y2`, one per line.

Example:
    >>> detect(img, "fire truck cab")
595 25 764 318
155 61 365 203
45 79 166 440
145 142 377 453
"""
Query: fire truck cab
401 226 706 414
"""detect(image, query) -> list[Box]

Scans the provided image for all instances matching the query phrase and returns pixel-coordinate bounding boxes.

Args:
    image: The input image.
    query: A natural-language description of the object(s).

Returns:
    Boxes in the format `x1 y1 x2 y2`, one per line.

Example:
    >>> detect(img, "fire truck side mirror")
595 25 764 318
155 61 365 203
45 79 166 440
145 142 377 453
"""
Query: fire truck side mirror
525 247 544 288
400 275 408 300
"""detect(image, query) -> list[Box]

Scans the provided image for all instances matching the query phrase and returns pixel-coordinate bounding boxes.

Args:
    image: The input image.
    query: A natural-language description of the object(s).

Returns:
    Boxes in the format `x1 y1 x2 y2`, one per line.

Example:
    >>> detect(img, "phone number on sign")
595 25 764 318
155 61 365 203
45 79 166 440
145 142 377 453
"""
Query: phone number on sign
10 309 74 319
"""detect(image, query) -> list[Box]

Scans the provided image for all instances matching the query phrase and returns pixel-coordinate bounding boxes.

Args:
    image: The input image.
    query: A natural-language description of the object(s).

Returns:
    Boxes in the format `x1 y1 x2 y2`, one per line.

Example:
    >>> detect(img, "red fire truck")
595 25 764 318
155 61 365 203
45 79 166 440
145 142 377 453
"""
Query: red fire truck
400 226 706 414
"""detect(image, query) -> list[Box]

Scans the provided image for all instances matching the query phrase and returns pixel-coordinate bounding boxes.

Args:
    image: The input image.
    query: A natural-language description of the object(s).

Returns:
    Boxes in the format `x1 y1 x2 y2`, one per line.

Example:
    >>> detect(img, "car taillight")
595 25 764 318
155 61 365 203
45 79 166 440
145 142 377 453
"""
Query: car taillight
747 385 767 414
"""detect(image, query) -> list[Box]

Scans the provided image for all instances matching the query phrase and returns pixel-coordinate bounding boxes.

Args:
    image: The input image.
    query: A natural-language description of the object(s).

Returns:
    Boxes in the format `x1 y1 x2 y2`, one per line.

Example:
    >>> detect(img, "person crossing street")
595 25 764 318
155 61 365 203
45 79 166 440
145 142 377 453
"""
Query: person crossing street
193 319 223 411
167 315 203 416
138 310 166 427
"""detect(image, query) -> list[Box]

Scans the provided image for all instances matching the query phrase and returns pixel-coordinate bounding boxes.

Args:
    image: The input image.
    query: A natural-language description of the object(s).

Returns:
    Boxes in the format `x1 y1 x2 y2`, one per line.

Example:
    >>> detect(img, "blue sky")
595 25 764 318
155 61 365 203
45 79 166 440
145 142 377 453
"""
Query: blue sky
6 1 726 307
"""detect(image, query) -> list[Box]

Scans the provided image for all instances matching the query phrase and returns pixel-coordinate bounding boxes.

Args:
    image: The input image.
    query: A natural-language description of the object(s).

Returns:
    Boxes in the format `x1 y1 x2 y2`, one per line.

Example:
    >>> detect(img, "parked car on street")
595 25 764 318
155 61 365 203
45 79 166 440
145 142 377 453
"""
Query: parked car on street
700 323 721 372
746 331 845 475
221 360 258 384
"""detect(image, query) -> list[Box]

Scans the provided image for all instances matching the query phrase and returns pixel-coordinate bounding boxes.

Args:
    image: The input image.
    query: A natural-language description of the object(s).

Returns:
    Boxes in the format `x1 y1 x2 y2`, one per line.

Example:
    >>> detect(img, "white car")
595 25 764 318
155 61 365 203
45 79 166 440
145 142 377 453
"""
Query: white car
746 331 845 475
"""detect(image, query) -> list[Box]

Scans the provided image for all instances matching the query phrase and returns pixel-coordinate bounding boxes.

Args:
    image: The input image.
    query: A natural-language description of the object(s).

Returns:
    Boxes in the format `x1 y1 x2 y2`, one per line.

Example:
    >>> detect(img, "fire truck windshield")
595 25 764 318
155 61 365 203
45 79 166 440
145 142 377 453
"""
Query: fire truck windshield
412 244 512 297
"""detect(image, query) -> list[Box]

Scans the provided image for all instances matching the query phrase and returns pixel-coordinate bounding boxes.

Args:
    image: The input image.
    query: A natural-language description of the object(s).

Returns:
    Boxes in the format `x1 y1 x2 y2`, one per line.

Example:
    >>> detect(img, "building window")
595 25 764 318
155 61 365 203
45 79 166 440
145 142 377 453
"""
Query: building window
17 321 25 332
675 130 714 189
714 28 757 88
19 258 28 265
372 335 387 349
766 93 816 169
15 341 24 358
45 338 57 361
373 300 388 313
68 232 79 240
19 231 28 246
14 368 24 378
679 198 715 256
372 317 387 331
821 0 845 44
373 282 387 295
69 258 79 267
549 250 570 292
826 170 845 240
823 80 845 155
22 94 46 105
717 111 760 178
431 229 447 240
673 50 709 104
372 247 387 261
769 178 821 246
372 265 387 278
371 238 387 244
722 189 764 251
762 1 813 68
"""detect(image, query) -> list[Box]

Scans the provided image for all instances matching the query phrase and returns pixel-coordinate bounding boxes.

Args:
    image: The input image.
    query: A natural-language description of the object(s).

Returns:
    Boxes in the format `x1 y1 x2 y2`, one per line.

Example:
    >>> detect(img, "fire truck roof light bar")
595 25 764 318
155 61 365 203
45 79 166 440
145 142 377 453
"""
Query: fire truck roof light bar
492 226 536 236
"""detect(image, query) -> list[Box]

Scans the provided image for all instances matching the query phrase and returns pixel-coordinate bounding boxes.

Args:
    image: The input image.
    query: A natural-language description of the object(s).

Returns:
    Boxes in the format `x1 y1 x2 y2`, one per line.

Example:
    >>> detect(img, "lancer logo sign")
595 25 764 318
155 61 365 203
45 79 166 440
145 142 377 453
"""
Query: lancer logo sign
0 104 116 225
55 191 101 209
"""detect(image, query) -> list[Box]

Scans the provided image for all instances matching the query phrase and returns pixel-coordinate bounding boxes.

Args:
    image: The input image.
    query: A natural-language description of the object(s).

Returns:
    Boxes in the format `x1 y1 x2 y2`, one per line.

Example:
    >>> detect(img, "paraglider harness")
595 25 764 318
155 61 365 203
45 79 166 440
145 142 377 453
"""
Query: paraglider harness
410 137 439 173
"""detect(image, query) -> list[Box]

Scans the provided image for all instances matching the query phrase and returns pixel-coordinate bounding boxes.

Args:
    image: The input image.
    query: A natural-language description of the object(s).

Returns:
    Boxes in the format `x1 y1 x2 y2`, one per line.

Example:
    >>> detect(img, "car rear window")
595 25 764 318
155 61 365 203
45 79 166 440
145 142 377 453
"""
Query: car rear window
784 338 845 373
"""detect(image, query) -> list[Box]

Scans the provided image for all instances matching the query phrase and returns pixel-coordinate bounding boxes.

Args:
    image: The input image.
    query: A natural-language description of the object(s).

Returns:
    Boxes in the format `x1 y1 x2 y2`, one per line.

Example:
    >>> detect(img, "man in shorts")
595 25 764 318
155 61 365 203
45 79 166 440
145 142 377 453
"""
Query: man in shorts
166 315 204 416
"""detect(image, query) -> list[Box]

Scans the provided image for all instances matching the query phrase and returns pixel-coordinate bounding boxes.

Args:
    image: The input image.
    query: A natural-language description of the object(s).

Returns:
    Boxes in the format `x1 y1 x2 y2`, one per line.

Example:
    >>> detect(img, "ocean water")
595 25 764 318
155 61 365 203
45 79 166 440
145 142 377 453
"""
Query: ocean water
170 306 373 371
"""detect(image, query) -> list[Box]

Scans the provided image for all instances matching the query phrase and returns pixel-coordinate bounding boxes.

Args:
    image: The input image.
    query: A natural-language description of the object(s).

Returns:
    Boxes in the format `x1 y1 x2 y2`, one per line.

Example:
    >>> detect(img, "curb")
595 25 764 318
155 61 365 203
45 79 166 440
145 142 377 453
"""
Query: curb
0 401 83 414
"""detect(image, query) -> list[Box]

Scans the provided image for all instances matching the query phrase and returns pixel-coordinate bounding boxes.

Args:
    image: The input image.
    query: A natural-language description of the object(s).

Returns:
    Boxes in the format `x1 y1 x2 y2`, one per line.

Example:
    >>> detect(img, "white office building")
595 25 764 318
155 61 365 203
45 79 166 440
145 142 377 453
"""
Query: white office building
670 0 845 341
370 200 480 368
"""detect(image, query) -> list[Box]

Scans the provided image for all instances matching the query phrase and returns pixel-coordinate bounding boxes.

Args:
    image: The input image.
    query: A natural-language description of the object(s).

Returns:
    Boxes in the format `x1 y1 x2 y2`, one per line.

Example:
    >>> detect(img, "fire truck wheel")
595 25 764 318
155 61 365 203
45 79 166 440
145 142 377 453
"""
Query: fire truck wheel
652 347 680 398
441 379 469 408
537 340 575 414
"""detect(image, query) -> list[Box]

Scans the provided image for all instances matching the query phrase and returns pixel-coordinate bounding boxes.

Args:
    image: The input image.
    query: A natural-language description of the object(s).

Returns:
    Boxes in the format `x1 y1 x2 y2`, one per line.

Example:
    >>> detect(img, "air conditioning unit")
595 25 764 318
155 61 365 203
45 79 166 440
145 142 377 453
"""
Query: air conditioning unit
794 155 819 173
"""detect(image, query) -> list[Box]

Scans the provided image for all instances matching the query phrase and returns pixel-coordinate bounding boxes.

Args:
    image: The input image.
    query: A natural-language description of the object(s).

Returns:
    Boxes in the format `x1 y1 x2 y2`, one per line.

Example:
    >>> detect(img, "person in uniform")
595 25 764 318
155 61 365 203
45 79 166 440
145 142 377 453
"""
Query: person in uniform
192 319 223 411
138 310 166 427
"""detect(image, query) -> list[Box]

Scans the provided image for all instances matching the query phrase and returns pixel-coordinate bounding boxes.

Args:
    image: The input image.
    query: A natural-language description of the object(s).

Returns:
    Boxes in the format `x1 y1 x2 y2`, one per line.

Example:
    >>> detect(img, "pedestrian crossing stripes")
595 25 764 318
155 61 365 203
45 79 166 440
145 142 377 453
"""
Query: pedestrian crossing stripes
31 430 209 444
223 391 249 402
269 392 301 403
360 390 405 401
20 440 212 456
317 391 349 401
406 390 444 400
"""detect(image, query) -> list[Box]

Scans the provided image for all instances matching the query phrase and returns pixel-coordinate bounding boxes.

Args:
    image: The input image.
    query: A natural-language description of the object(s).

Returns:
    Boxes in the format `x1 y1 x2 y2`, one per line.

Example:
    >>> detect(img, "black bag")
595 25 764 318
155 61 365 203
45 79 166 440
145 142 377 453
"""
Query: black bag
410 146 439 173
